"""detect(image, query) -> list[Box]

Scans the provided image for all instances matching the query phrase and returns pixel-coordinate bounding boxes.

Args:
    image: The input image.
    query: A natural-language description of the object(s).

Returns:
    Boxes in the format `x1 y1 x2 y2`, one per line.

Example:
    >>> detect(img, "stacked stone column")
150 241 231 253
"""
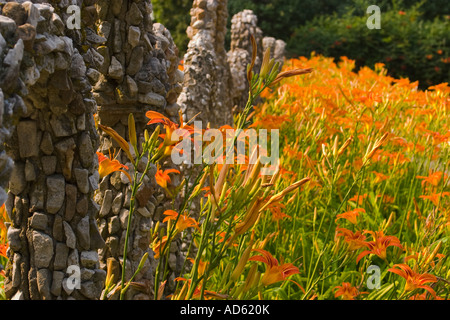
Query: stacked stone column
177 0 234 128
2 2 104 300
90 0 183 300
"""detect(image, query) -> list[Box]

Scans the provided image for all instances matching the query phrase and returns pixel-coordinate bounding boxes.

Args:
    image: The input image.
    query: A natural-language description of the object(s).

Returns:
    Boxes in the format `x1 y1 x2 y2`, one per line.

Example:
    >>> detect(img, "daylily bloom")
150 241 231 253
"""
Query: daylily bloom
248 249 303 291
163 210 200 233
97 151 132 183
0 204 9 244
419 192 450 206
266 200 291 221
336 208 365 224
335 227 367 251
151 235 168 259
334 282 367 300
416 170 447 187
356 230 404 263
146 110 194 159
0 243 8 259
155 168 180 190
388 264 438 297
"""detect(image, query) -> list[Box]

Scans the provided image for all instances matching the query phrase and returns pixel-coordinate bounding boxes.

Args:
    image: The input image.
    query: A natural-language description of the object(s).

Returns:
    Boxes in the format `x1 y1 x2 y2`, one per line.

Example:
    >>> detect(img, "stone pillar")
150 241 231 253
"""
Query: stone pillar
262 36 286 71
227 9 263 111
177 0 234 128
90 0 183 300
2 2 104 300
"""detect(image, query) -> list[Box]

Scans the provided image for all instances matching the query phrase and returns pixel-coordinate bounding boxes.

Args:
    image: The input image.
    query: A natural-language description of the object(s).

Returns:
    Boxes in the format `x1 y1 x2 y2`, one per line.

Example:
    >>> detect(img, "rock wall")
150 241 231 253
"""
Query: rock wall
89 0 183 300
177 0 234 128
2 1 103 300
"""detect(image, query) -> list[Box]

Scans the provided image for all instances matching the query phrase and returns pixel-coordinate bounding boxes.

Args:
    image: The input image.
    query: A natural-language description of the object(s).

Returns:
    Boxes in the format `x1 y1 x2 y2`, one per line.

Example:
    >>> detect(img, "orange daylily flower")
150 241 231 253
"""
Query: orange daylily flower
356 230 404 263
419 192 450 206
335 227 367 251
348 193 368 205
416 170 448 187
334 282 368 300
336 208 365 224
0 204 10 244
0 243 8 259
151 235 168 259
155 168 180 190
163 210 200 233
146 111 195 158
248 249 303 291
388 264 438 297
97 151 132 183
372 171 389 183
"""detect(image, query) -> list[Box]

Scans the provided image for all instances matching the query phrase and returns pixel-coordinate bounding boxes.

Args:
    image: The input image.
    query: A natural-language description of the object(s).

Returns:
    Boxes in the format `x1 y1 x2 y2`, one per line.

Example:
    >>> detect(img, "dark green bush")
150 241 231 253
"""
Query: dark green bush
288 2 450 88
152 0 192 55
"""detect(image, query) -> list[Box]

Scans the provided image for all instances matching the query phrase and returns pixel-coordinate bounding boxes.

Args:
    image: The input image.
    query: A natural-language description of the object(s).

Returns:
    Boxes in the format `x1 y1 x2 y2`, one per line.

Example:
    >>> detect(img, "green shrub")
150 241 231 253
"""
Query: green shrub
152 0 192 55
288 2 450 88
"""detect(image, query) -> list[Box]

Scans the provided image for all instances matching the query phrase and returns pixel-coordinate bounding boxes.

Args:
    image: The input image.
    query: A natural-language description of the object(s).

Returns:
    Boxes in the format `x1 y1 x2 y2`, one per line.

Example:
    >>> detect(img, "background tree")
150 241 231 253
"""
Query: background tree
152 0 193 55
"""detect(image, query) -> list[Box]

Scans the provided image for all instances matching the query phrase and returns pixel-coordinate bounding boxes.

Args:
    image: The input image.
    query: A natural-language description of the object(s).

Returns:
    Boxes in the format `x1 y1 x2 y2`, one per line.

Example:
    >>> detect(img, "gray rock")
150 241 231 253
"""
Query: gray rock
39 131 54 155
64 183 77 222
37 268 52 299
126 46 144 76
63 221 76 249
85 27 106 44
107 215 120 234
78 133 94 169
32 230 53 268
0 15 17 38
99 189 112 217
67 248 79 267
9 162 26 195
70 52 87 79
52 214 64 242
4 39 24 67
30 212 48 231
128 26 140 48
50 114 77 137
0 33 6 54
80 251 98 268
138 92 166 107
22 2 40 28
41 156 57 176
12 253 21 288
53 242 69 270
111 192 123 215
74 168 89 194
76 215 90 250
7 227 21 251
51 271 65 296
81 268 95 281
119 208 130 229
46 175 65 214
76 195 88 216
126 3 143 26
137 206 151 218
89 218 106 250
25 159 36 181
80 280 97 299
108 56 124 80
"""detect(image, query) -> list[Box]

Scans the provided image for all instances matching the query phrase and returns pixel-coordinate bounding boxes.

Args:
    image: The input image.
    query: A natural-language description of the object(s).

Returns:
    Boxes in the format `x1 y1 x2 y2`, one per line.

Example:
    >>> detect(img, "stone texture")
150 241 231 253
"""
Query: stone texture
1 2 102 300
